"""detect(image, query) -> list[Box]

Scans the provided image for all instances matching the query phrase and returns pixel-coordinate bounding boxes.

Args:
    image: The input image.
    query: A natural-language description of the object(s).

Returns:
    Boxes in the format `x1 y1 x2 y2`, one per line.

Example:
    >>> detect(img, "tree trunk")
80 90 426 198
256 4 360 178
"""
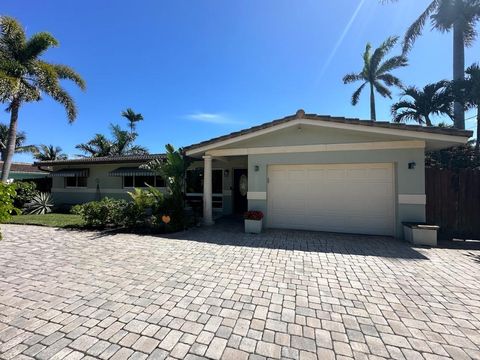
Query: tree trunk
370 83 376 121
476 108 480 152
425 114 433 127
1 99 20 183
453 19 465 129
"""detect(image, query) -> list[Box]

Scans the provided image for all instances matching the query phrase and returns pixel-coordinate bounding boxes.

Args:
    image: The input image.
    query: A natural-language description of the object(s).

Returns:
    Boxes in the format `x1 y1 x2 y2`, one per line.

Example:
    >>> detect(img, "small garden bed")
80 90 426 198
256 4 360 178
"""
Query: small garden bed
7 214 85 228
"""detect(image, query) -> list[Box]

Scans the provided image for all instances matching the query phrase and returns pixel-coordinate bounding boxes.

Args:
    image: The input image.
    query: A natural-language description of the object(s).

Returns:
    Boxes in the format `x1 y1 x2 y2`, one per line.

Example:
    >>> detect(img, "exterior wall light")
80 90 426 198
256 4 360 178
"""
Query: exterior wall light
408 162 416 169
224 169 230 177
254 165 260 172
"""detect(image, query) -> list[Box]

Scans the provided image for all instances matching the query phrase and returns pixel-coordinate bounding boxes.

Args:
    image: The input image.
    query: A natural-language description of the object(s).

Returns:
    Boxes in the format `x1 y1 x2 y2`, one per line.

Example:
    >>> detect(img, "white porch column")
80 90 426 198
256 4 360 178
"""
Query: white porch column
203 155 214 225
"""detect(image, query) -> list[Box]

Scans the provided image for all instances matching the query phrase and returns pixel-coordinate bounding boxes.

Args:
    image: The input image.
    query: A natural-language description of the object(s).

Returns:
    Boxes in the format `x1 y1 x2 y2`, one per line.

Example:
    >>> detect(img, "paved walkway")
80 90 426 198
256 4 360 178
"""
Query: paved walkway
0 223 479 360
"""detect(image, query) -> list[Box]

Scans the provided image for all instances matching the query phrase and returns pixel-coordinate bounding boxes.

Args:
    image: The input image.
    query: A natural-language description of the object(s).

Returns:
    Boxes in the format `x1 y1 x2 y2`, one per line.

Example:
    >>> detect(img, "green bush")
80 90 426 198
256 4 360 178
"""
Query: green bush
13 181 39 209
0 183 20 239
71 198 129 228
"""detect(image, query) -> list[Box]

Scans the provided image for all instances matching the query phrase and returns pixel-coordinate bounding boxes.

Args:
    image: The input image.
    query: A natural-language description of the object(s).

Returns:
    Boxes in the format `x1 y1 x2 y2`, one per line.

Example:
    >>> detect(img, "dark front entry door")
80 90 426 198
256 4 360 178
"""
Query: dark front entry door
233 169 248 214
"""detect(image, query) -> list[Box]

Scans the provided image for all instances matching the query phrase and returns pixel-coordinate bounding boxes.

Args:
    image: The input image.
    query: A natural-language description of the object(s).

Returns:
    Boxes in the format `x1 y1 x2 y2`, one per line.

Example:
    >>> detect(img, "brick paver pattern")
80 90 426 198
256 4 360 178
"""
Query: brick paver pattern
0 223 479 360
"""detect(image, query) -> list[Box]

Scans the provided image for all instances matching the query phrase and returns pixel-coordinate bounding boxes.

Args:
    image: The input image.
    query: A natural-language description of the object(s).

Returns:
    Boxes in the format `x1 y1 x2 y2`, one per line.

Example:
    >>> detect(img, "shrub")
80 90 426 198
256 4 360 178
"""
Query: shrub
13 181 39 209
0 183 20 239
71 198 129 228
25 192 53 215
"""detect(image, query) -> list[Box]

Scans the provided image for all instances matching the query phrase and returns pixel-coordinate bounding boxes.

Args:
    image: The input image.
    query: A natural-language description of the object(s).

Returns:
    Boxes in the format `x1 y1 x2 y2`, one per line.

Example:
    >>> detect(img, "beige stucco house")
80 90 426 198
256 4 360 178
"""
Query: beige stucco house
38 110 472 238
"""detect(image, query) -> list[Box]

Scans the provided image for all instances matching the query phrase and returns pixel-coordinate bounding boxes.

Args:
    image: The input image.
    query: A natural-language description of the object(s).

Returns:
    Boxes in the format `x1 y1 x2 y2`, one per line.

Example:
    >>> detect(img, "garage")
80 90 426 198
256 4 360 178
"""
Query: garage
267 163 395 235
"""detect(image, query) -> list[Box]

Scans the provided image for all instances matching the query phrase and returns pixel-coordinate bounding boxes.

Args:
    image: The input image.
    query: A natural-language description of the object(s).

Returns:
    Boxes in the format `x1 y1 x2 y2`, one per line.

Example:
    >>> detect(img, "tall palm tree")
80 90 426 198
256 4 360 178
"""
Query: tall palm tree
383 0 480 129
121 108 143 135
451 63 480 151
33 144 67 161
0 16 85 182
391 81 453 126
343 36 407 120
0 123 37 161
76 124 148 157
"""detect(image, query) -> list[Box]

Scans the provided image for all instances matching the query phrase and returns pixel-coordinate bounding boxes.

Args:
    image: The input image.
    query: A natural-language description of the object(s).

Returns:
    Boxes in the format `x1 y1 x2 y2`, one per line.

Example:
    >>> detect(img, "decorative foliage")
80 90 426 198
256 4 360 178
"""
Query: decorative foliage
71 198 129 228
121 108 144 134
76 124 148 157
391 81 453 126
25 192 53 215
33 144 67 161
244 210 264 221
342 36 407 120
0 182 19 224
0 123 37 161
0 16 85 182
450 63 480 150
426 142 480 170
12 181 39 209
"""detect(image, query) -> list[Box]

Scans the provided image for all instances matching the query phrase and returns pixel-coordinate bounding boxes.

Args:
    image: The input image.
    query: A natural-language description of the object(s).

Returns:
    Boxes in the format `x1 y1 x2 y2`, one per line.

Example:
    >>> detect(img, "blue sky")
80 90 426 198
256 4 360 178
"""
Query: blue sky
4 0 479 162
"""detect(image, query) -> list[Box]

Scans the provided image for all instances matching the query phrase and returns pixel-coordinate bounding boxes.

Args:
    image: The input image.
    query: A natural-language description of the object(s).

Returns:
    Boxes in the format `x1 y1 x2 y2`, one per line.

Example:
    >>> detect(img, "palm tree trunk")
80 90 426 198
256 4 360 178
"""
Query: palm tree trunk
453 19 465 130
425 114 433 127
370 83 376 121
476 108 480 153
1 99 20 183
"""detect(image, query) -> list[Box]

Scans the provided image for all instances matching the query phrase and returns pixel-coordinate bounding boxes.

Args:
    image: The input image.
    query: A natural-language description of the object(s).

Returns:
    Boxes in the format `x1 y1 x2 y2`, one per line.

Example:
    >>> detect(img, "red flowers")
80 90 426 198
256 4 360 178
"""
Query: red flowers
244 210 264 221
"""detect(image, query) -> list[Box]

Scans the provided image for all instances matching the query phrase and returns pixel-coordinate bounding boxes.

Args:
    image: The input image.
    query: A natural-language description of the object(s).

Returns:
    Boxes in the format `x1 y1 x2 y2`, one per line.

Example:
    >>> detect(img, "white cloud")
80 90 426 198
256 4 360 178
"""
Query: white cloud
185 112 243 125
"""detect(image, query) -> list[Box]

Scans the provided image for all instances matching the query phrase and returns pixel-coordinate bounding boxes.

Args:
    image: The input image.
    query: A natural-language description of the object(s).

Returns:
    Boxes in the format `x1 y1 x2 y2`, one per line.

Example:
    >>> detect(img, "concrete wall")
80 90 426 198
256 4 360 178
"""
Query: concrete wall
247 148 426 239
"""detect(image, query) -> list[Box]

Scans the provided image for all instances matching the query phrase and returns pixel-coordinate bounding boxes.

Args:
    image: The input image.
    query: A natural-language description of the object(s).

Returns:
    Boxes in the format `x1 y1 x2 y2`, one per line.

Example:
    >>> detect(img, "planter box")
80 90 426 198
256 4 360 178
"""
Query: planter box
245 219 262 234
403 222 439 247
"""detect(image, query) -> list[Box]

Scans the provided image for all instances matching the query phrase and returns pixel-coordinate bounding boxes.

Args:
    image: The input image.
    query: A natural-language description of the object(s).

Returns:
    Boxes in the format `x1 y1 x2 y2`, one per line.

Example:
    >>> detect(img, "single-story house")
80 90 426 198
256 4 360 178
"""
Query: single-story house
36 154 167 205
0 162 48 181
37 110 472 238
184 110 472 238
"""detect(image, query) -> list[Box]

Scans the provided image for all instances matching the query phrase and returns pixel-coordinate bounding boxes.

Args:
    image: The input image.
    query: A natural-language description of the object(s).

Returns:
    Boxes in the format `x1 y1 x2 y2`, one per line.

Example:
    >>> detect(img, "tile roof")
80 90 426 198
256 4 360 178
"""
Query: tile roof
0 162 47 174
184 110 473 152
34 153 165 166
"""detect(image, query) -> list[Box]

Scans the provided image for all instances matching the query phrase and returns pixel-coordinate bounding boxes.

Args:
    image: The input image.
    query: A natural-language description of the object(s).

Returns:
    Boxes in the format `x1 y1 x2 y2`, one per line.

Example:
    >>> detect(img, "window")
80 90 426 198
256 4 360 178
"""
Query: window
123 175 165 188
186 169 223 209
65 176 87 188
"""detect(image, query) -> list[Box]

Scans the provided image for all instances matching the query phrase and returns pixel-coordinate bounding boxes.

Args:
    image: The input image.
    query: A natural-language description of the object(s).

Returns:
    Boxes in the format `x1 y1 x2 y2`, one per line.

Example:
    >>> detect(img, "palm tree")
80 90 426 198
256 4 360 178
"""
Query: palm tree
391 81 453 126
0 16 85 182
384 0 480 129
121 108 143 135
76 124 148 157
451 63 480 151
0 123 37 161
33 144 67 161
342 36 407 120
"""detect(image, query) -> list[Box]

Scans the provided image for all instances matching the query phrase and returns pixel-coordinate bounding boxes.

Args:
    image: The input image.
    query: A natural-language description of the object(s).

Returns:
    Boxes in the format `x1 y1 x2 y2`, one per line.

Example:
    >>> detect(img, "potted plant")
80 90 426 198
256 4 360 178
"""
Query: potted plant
244 210 264 234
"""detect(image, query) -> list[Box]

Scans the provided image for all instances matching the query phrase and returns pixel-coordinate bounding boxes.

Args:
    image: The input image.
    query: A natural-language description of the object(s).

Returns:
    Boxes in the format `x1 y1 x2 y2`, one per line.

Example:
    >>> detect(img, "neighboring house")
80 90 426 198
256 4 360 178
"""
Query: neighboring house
184 110 472 238
35 154 166 205
37 110 472 238
0 162 48 181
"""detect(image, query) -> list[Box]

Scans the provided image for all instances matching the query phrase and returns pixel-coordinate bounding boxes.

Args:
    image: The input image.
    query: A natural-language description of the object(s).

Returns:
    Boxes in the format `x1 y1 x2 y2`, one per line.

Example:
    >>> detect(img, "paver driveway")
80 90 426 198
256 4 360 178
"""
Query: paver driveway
0 222 480 360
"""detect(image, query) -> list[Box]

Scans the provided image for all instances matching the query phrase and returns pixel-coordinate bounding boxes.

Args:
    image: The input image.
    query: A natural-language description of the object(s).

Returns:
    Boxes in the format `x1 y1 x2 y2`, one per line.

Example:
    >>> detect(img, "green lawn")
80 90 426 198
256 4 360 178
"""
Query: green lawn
7 214 84 228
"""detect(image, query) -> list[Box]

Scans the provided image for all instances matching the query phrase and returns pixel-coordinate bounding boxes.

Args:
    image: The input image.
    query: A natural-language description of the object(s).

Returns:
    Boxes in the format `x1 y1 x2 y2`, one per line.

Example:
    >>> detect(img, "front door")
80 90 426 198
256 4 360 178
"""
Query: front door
233 169 248 214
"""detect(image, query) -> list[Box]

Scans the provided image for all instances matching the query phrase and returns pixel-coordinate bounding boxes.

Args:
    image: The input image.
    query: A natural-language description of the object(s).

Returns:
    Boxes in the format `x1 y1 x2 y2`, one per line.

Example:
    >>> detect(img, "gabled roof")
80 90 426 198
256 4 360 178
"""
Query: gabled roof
0 162 47 174
184 110 473 155
35 153 165 167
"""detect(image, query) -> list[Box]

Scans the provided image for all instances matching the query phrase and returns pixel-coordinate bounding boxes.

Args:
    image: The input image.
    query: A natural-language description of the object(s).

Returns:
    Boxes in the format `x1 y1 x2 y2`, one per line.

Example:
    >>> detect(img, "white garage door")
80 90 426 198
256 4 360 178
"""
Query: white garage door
267 163 394 236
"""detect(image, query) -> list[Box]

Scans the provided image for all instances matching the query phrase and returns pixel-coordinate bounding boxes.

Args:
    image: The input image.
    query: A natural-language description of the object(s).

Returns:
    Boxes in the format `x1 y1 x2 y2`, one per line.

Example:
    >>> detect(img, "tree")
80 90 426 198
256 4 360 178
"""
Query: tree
451 63 480 151
121 108 143 135
342 36 407 120
33 144 67 161
76 124 148 157
0 123 37 161
0 16 85 182
391 81 453 126
384 0 480 129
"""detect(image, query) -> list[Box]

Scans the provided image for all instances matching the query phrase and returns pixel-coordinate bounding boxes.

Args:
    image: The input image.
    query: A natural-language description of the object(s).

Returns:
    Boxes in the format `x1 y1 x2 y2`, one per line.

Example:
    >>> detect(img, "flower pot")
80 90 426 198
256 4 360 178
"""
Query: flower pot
245 219 262 234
